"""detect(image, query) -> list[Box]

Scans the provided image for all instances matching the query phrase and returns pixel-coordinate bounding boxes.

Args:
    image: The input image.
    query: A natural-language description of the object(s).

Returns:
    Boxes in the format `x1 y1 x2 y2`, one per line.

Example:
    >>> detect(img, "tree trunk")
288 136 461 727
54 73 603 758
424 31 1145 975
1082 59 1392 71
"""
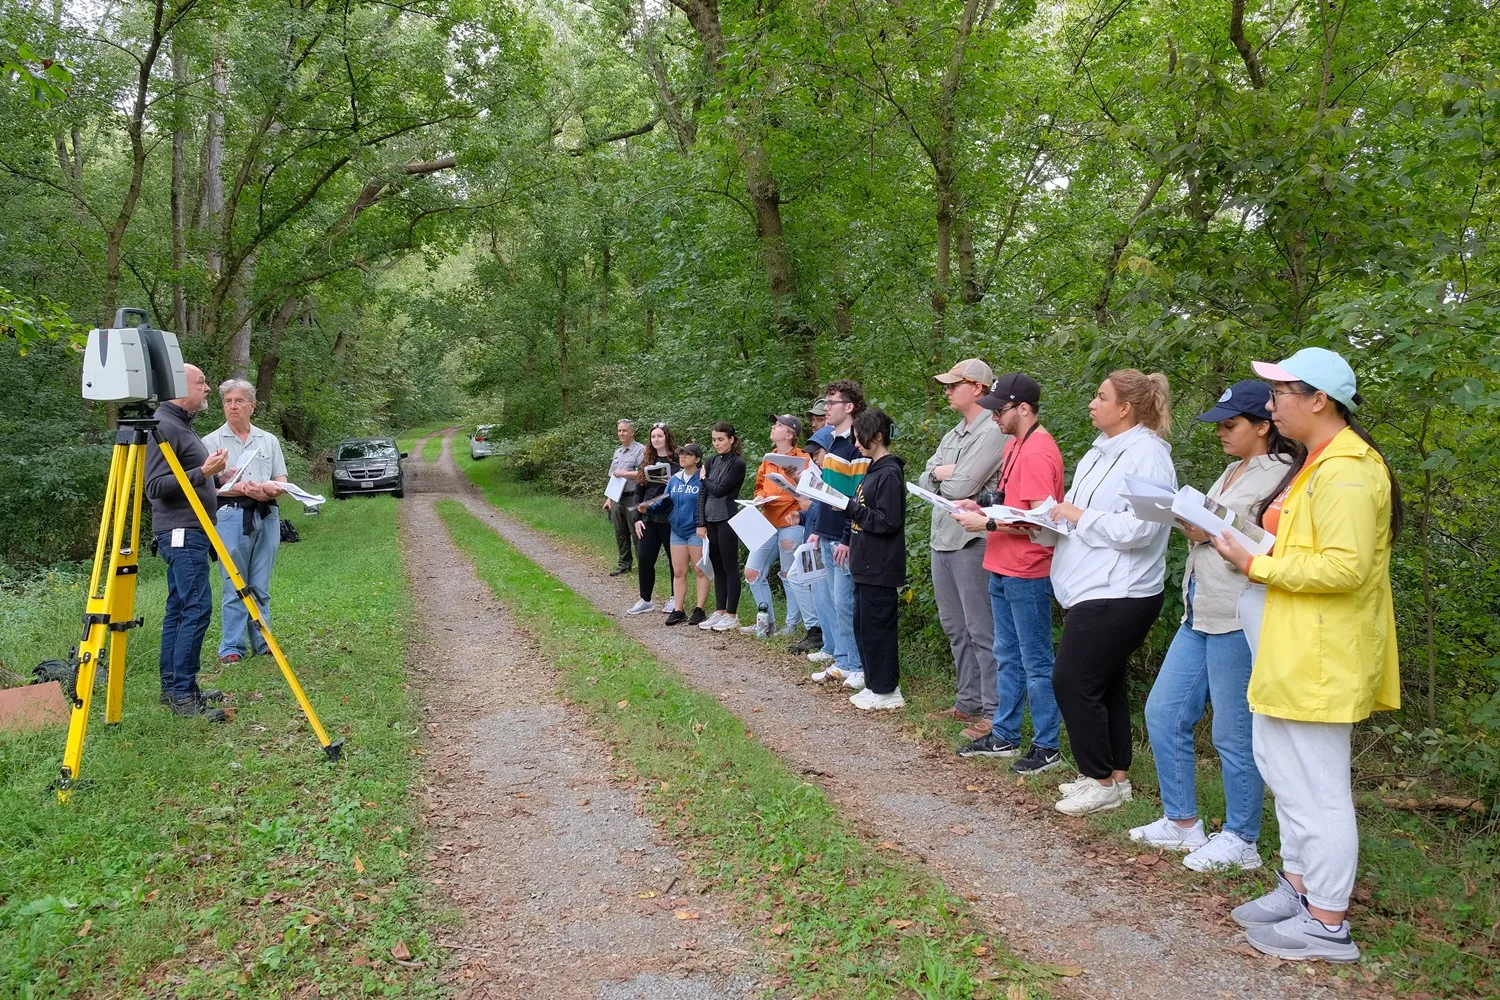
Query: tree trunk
555 263 570 423
255 295 299 409
1095 172 1166 327
170 41 188 334
227 251 255 376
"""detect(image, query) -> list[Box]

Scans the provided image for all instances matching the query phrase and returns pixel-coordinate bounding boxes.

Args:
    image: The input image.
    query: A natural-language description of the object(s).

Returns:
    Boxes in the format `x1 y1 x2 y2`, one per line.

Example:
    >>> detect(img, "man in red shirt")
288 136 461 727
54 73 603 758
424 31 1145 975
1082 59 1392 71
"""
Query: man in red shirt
951 373 1067 774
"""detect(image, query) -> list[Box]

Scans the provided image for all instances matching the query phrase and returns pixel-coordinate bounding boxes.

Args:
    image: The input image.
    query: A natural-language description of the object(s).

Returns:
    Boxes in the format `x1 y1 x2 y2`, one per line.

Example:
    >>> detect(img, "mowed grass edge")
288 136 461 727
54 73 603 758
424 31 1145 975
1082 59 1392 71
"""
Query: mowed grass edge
435 497 1062 999
0 496 452 999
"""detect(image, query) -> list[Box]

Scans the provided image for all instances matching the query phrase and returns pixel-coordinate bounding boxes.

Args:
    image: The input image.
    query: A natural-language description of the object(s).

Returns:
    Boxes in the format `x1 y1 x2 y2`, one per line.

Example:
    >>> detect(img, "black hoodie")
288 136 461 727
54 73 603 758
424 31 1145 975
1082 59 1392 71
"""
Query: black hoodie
844 453 907 588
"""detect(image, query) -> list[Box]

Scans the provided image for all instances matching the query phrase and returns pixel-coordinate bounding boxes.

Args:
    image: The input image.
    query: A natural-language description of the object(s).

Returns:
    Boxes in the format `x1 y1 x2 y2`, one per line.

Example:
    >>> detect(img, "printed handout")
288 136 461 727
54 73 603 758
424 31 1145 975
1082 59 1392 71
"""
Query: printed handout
604 473 628 503
215 447 260 494
906 482 959 513
1121 481 1276 555
980 497 1072 536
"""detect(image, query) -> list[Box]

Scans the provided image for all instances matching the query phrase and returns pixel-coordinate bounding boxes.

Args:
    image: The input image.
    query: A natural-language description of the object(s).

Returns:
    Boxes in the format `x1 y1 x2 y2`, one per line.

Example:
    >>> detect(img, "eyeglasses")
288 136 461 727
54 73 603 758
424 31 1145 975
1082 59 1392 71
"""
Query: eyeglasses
821 398 852 407
991 403 1018 415
1268 388 1316 402
943 380 986 391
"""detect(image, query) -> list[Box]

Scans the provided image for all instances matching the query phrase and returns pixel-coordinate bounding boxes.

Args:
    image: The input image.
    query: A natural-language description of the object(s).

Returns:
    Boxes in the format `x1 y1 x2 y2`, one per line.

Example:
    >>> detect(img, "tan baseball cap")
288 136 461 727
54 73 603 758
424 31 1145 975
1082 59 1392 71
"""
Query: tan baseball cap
933 358 994 385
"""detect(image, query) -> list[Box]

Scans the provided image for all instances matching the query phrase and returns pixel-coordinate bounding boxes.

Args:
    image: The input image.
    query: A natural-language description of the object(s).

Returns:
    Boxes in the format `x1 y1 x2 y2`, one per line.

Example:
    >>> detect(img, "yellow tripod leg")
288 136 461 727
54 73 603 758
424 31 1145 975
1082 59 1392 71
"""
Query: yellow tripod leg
155 436 343 761
104 442 147 724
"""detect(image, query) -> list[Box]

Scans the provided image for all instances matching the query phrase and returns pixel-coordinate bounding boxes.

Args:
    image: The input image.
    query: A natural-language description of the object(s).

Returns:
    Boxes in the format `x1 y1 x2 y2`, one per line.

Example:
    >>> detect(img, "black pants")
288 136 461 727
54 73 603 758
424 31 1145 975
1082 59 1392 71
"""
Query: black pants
1052 592 1165 779
637 520 672 602
854 583 901 694
705 520 741 613
610 492 639 571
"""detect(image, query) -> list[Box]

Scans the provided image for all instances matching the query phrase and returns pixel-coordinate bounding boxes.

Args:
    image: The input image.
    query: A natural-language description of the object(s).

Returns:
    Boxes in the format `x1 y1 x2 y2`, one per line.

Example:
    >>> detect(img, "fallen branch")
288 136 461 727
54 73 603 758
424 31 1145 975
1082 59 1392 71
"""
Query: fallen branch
1379 795 1487 815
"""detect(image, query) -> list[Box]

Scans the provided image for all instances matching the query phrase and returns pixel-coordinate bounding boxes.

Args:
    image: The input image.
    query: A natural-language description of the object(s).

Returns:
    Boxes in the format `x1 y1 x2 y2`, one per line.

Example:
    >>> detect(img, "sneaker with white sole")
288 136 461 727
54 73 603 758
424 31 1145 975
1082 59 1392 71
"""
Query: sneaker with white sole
661 598 676 614
739 622 772 638
841 671 865 690
850 686 905 710
1245 905 1360 963
1128 816 1209 852
1232 871 1303 928
1058 774 1133 801
699 611 724 630
626 599 655 615
775 623 799 637
1010 745 1064 774
956 733 1020 758
807 650 834 663
810 664 846 682
711 614 738 631
1184 830 1263 873
1054 779 1124 816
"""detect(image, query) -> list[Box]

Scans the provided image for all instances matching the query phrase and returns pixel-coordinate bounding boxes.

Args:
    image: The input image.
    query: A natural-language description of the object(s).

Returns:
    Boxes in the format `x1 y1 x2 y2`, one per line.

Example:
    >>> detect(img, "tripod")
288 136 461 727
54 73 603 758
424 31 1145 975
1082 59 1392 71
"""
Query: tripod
57 408 342 801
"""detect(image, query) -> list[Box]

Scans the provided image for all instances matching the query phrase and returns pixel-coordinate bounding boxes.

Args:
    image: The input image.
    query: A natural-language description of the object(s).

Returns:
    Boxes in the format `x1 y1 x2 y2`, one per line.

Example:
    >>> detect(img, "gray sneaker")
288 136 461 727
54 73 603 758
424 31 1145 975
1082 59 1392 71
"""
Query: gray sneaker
1246 907 1360 963
1232 870 1303 928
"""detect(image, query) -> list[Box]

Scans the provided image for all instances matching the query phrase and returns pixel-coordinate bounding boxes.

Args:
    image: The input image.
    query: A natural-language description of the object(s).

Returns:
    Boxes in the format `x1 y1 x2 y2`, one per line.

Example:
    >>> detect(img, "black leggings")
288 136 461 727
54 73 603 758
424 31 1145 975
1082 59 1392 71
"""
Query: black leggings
705 520 742 613
1052 592 1165 779
637 520 672 602
854 583 900 694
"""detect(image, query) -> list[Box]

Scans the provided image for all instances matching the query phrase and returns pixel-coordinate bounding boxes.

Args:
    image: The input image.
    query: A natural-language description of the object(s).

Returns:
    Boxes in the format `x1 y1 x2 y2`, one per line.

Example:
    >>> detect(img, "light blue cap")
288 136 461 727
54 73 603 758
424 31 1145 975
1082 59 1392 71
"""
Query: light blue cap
1252 347 1360 411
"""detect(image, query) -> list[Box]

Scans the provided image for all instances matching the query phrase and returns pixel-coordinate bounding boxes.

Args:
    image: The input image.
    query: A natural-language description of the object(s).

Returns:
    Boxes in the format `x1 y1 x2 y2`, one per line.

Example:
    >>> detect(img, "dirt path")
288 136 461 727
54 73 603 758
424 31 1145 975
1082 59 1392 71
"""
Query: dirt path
424 430 1350 1000
398 430 758 1000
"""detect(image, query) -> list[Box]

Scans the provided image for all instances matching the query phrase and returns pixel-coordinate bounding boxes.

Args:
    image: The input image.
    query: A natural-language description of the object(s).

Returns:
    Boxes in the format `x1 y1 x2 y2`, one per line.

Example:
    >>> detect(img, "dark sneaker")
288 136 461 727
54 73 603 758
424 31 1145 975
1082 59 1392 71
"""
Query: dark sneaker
788 626 823 654
160 689 225 706
609 566 631 577
168 697 227 722
957 733 1021 758
664 610 688 626
1011 744 1064 774
219 653 242 665
687 607 707 626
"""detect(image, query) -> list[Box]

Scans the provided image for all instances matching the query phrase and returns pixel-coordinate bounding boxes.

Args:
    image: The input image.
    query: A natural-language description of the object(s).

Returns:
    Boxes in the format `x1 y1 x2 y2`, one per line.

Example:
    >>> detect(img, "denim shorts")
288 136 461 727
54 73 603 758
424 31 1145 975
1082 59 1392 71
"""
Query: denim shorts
670 531 696 548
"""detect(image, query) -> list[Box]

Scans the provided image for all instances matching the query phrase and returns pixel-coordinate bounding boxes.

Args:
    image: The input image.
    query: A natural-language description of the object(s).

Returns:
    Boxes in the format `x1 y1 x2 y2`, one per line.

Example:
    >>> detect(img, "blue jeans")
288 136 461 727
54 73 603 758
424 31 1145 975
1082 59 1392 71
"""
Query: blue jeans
216 504 280 658
158 528 213 701
745 524 805 629
821 537 861 672
988 574 1061 749
1145 620 1264 843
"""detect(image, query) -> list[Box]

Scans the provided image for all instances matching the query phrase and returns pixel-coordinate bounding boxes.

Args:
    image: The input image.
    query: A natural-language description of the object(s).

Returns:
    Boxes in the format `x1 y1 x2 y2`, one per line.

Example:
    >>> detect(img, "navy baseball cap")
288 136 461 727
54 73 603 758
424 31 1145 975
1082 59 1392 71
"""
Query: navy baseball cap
808 425 836 452
1198 380 1272 423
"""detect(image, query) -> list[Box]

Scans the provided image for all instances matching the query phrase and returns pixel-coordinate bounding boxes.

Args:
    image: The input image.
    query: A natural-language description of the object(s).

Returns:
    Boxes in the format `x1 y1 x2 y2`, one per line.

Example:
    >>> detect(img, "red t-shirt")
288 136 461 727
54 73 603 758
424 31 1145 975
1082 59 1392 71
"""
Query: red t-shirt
982 428 1065 579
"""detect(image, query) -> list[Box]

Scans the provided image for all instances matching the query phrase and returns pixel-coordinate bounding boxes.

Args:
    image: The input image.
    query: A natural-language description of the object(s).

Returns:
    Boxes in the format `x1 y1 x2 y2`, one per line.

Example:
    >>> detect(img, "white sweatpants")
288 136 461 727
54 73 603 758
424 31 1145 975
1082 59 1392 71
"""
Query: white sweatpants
1252 713 1358 911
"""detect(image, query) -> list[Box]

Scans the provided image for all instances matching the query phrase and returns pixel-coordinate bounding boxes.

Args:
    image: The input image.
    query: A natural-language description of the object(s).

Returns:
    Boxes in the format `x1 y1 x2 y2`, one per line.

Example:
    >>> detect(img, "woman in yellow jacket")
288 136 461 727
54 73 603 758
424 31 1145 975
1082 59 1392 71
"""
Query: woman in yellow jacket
1211 347 1402 964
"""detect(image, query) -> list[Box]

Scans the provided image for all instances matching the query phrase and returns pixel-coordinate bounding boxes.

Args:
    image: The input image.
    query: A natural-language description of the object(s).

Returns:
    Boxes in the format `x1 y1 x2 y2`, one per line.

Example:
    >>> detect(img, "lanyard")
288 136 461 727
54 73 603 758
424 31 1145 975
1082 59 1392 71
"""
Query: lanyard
1074 446 1130 510
995 423 1041 496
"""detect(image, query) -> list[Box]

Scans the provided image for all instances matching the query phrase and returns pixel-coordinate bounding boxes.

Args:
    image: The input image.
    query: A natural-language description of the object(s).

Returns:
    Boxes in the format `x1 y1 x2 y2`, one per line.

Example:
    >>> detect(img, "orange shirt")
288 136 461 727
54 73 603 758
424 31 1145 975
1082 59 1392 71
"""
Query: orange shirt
754 447 811 528
1262 442 1327 537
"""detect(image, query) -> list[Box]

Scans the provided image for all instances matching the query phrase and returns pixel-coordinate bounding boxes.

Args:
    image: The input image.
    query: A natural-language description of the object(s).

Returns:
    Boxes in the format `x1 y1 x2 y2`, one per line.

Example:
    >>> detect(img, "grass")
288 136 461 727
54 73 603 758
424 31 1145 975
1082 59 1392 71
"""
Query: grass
0 496 449 998
436 497 1062 999
395 424 450 462
458 453 1500 997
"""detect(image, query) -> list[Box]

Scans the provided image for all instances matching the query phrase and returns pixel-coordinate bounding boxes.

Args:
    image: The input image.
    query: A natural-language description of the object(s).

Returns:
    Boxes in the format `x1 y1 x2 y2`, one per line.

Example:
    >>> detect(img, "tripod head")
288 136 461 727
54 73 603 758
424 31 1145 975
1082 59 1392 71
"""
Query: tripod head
82 308 187 405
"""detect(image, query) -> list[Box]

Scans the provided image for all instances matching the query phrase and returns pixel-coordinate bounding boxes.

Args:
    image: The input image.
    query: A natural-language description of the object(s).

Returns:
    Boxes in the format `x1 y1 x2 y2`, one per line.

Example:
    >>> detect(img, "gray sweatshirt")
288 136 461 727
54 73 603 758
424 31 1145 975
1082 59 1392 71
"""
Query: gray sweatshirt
145 401 217 532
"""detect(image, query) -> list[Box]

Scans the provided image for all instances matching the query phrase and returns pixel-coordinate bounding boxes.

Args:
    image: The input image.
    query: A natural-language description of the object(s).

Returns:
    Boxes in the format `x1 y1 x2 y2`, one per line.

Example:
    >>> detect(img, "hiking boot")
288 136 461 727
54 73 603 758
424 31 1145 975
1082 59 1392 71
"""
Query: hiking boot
168 697 227 722
664 610 688 626
1231 871 1303 928
1054 779 1124 816
1011 744 1064 774
687 607 707 626
609 566 631 577
1245 906 1360 963
959 721 991 740
788 627 823 654
956 733 1020 758
626 599 655 615
1184 831 1263 873
926 706 977 723
1129 816 1209 852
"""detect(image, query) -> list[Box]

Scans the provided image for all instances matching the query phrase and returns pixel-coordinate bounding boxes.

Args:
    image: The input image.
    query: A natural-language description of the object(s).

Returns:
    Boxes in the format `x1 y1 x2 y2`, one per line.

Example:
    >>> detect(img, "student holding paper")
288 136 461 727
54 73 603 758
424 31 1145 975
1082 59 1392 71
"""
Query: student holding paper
605 419 647 576
843 409 907 710
696 422 748 631
1208 348 1401 964
1045 369 1176 816
664 444 711 626
627 423 680 616
1131 381 1301 872
741 415 812 638
804 380 870 686
788 425 835 655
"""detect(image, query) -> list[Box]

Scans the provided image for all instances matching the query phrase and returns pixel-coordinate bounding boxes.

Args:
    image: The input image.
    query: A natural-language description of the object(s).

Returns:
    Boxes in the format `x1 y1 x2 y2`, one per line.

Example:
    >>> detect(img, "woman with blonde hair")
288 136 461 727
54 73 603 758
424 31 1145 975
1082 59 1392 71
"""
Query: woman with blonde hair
1046 369 1176 816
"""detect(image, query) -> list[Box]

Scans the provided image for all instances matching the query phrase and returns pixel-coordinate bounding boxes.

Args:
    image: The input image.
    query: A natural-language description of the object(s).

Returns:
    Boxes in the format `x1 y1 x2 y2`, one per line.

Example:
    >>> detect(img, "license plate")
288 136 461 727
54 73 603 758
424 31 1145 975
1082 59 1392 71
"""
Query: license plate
361 481 373 489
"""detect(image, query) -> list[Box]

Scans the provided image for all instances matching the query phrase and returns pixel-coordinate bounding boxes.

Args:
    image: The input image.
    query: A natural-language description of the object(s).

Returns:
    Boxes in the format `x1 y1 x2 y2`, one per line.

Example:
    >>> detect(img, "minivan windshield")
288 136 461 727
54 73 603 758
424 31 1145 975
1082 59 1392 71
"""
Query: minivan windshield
337 441 397 461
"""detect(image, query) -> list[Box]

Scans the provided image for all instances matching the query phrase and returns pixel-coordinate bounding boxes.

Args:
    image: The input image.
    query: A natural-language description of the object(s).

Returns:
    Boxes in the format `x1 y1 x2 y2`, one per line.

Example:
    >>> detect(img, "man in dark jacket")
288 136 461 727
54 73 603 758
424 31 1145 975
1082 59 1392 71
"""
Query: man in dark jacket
146 363 229 720
843 408 907 710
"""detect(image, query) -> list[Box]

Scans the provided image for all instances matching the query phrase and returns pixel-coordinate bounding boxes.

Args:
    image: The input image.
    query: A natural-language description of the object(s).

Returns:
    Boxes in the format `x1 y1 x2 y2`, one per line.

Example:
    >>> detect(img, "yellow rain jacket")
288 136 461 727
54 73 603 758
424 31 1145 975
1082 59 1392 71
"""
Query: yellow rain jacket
1246 427 1400 723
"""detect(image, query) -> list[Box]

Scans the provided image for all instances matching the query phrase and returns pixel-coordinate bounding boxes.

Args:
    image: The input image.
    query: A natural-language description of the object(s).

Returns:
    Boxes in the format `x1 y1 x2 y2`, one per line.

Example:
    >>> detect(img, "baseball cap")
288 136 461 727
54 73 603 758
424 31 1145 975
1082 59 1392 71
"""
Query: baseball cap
807 398 828 417
933 358 995 386
808 425 835 452
768 413 804 438
1198 380 1272 423
1252 347 1361 410
978 372 1041 410
676 442 703 459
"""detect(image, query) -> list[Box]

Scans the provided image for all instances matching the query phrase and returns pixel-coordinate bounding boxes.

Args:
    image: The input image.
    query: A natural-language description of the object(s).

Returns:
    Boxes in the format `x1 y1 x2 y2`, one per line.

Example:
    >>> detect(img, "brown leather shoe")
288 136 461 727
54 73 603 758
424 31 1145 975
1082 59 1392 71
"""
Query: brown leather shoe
925 706 976 722
960 721 992 740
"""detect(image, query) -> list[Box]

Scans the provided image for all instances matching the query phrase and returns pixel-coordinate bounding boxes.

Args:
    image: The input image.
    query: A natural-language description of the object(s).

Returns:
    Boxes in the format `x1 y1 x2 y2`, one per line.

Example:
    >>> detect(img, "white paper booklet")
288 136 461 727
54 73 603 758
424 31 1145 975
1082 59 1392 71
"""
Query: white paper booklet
906 482 958 513
1173 485 1275 555
215 447 260 494
728 503 777 551
736 496 776 507
278 482 326 509
786 540 826 584
793 467 849 511
761 452 809 473
604 473 628 503
980 497 1072 536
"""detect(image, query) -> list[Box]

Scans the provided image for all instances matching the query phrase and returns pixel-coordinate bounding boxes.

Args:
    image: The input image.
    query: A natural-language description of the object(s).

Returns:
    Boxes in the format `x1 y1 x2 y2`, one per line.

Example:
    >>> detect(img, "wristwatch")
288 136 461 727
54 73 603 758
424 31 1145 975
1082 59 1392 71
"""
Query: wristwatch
985 517 999 532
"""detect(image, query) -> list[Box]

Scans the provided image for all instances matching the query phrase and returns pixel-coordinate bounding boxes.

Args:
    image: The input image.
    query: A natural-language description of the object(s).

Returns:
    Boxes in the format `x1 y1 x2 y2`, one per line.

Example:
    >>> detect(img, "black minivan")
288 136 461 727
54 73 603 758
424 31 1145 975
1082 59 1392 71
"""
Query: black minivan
331 437 407 499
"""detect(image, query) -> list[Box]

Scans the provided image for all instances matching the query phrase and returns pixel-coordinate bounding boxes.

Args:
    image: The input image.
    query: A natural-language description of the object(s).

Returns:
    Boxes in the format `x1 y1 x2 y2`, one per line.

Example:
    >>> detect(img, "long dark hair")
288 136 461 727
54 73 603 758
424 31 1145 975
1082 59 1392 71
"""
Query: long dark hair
1253 421 1307 526
646 422 678 462
852 407 893 450
1337 401 1403 540
710 420 743 456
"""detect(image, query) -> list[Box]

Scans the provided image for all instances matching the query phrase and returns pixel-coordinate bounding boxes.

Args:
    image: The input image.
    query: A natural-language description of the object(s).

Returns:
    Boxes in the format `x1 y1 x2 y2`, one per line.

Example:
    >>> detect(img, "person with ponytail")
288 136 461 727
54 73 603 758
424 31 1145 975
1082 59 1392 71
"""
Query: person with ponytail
1131 382 1302 873
1210 348 1401 964
1045 369 1176 816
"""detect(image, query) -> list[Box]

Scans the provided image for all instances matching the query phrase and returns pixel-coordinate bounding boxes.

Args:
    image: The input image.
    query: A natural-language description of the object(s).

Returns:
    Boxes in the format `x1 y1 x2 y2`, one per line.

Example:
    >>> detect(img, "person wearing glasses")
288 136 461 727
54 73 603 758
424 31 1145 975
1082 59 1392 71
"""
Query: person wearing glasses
804 380 870 687
920 359 1008 732
626 423 680 616
605 419 647 576
1207 348 1401 964
1131 381 1302 873
949 373 1066 774
1045 369 1176 816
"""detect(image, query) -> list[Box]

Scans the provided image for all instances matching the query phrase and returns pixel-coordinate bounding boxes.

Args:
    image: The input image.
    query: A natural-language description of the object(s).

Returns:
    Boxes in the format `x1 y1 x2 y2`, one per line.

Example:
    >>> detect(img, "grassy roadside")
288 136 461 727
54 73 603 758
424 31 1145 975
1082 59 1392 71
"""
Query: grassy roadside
0 497 448 998
458 455 1499 996
436 498 1059 999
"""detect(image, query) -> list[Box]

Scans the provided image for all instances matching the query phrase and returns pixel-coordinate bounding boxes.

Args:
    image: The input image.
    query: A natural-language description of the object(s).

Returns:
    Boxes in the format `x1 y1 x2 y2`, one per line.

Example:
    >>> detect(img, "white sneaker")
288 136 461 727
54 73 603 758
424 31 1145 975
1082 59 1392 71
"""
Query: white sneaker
661 598 676 614
626 599 655 616
806 650 834 663
1184 830 1263 872
1054 779 1124 816
850 686 904 710
810 665 846 682
739 622 771 638
699 611 724 631
711 614 738 631
841 671 865 690
1058 774 1133 802
1129 816 1208 852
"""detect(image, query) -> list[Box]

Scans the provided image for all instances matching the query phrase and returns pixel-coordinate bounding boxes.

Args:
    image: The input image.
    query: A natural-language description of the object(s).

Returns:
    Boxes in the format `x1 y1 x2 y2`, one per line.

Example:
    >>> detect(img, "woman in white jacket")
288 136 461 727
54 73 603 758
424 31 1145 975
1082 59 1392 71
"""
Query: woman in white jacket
1047 369 1176 816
